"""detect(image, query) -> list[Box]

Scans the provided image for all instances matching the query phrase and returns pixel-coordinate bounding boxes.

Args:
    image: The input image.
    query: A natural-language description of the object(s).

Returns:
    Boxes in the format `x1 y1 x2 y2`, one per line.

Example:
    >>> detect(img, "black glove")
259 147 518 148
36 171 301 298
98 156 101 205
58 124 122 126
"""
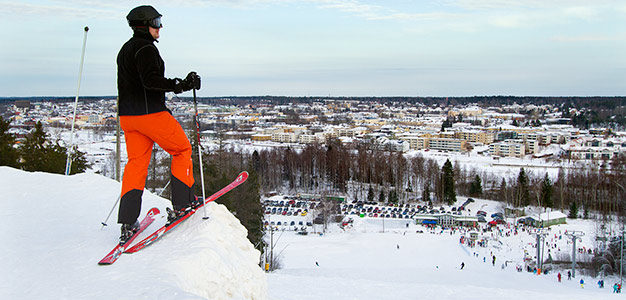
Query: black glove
182 71 201 91
173 78 184 94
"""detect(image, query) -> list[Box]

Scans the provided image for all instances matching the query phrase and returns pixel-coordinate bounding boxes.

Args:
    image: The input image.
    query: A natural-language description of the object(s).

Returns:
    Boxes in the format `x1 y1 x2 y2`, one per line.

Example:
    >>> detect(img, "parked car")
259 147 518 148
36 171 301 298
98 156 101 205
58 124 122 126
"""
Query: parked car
476 210 487 217
491 212 504 219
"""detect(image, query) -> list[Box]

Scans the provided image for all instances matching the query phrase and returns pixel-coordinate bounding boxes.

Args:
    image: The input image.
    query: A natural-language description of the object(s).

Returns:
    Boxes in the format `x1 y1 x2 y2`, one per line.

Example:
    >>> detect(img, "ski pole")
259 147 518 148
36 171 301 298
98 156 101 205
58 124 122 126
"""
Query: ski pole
192 87 208 219
65 26 89 176
100 194 121 229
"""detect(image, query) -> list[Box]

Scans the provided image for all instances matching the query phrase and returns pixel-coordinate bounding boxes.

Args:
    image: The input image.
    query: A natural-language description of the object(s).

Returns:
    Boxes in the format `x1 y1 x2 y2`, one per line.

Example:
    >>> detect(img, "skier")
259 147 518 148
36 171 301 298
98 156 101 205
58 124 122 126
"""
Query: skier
460 262 465 270
615 282 619 293
492 255 496 266
116 5 201 244
598 280 604 288
567 270 571 280
580 278 584 288
557 272 561 282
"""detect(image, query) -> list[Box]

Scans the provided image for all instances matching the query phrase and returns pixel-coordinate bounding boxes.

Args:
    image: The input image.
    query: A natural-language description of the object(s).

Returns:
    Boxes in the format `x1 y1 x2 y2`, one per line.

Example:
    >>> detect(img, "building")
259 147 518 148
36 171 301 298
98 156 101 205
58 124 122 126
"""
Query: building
454 130 495 145
251 134 272 142
489 141 525 158
527 211 567 227
428 138 468 152
271 132 298 143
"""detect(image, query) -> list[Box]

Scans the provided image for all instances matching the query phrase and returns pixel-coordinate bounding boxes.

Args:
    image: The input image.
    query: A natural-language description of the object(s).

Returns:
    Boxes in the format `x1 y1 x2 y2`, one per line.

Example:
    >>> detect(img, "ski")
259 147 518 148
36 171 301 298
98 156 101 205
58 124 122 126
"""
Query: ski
125 171 249 254
98 207 160 265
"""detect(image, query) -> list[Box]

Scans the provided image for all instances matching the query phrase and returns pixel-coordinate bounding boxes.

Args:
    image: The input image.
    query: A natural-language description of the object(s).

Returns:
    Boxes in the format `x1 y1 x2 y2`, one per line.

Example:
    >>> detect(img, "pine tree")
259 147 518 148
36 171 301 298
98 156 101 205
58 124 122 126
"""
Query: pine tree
469 175 482 197
388 189 398 204
540 173 553 208
367 185 375 203
515 168 530 207
568 202 578 219
422 182 431 203
441 159 456 205
378 189 386 203
0 116 19 167
19 121 89 174
499 178 507 203
19 121 48 172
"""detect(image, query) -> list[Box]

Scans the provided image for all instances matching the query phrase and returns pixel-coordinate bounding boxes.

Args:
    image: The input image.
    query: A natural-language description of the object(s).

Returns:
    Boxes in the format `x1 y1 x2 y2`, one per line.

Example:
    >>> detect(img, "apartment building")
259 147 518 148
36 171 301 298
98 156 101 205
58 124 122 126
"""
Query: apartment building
428 138 468 152
566 137 626 160
489 141 525 158
399 136 427 150
271 132 298 143
298 133 326 144
454 130 495 145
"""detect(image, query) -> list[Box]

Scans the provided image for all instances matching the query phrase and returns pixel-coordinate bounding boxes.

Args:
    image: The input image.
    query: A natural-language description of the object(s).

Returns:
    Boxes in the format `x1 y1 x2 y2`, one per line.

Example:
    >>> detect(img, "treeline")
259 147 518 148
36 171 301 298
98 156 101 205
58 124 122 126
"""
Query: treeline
235 139 626 219
0 116 89 174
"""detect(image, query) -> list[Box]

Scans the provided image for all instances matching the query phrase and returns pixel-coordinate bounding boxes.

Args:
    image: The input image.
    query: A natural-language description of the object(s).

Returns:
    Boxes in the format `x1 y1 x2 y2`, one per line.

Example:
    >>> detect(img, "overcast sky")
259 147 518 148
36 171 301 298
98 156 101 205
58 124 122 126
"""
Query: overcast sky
1 0 625 97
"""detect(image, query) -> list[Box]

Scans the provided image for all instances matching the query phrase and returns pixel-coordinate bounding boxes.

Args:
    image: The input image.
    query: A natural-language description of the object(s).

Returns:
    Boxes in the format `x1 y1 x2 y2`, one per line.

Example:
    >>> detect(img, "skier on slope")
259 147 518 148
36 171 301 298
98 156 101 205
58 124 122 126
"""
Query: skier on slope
116 5 201 244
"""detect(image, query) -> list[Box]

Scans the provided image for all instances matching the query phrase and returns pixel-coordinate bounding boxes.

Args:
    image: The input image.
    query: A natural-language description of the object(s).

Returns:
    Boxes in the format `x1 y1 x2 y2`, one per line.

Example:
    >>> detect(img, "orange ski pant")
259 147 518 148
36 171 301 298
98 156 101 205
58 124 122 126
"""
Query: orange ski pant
118 111 194 223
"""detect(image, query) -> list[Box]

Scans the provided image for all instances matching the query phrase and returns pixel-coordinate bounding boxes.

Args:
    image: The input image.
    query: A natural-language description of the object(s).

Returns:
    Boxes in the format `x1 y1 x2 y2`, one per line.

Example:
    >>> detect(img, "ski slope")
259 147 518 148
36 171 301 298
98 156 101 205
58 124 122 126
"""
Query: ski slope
266 208 616 300
0 167 266 300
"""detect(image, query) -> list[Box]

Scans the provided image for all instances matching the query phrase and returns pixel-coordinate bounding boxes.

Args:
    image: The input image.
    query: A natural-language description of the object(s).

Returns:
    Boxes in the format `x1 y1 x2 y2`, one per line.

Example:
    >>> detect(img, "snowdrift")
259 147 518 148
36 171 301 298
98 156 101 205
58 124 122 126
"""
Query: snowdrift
0 167 267 300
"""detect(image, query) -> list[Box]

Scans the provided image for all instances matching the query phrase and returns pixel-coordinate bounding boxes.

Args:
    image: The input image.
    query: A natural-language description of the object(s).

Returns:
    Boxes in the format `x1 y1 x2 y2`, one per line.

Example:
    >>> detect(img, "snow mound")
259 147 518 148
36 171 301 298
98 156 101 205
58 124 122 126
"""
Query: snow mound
0 167 267 300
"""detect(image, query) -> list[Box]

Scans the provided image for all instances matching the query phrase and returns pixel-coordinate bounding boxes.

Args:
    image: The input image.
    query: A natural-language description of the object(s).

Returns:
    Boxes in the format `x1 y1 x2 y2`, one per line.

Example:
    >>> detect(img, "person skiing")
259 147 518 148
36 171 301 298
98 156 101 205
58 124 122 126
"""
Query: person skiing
116 5 201 244
580 278 584 288
460 262 465 270
567 270 571 280
557 272 561 282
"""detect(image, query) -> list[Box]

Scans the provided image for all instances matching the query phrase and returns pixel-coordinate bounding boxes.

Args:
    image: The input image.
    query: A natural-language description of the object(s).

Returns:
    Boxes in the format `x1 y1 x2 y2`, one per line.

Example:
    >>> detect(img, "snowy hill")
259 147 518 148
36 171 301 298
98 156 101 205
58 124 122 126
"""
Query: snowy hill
0 167 267 300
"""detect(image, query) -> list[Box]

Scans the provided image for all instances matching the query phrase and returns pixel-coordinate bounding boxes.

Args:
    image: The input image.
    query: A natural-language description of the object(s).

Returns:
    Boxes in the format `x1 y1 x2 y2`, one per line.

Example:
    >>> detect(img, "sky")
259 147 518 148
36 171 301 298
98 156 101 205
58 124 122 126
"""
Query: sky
1 0 626 97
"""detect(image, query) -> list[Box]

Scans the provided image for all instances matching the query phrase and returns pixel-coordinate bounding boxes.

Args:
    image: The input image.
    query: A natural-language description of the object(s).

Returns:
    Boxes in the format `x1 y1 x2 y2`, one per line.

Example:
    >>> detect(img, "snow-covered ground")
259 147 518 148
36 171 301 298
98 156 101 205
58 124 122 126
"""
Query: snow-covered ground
0 167 620 300
266 217 615 300
0 167 266 300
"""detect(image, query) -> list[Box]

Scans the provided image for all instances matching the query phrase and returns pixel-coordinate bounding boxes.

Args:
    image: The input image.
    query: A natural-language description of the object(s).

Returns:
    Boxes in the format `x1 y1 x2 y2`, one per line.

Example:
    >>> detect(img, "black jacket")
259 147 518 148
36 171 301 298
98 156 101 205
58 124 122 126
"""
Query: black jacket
117 31 177 116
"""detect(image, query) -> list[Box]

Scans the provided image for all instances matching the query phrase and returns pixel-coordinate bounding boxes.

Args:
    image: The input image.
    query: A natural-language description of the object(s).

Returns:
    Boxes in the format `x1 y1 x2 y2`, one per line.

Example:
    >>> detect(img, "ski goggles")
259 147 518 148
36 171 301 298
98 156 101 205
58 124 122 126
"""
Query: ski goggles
149 17 162 28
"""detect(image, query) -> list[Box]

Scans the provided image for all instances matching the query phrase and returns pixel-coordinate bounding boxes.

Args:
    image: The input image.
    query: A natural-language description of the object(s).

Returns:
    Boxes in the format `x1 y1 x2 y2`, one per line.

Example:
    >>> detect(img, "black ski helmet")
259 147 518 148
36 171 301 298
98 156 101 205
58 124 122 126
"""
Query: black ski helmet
126 5 162 29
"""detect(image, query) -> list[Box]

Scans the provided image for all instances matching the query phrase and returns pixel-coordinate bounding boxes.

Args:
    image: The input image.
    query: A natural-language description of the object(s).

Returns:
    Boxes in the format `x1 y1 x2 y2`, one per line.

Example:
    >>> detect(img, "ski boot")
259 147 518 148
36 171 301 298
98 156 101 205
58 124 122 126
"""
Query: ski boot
191 195 203 209
119 220 140 245
166 205 192 225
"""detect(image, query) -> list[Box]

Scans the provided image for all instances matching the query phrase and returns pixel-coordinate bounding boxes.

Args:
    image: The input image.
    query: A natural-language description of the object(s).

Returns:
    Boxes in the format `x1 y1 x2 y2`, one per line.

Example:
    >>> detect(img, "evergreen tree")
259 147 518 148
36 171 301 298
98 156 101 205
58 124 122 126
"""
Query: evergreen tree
388 189 398 204
568 202 578 219
0 116 19 167
515 168 530 207
540 173 553 208
422 182 431 203
204 155 265 252
19 121 48 172
498 178 507 203
378 189 386 203
441 159 456 205
367 185 375 203
469 175 482 197
19 122 89 174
